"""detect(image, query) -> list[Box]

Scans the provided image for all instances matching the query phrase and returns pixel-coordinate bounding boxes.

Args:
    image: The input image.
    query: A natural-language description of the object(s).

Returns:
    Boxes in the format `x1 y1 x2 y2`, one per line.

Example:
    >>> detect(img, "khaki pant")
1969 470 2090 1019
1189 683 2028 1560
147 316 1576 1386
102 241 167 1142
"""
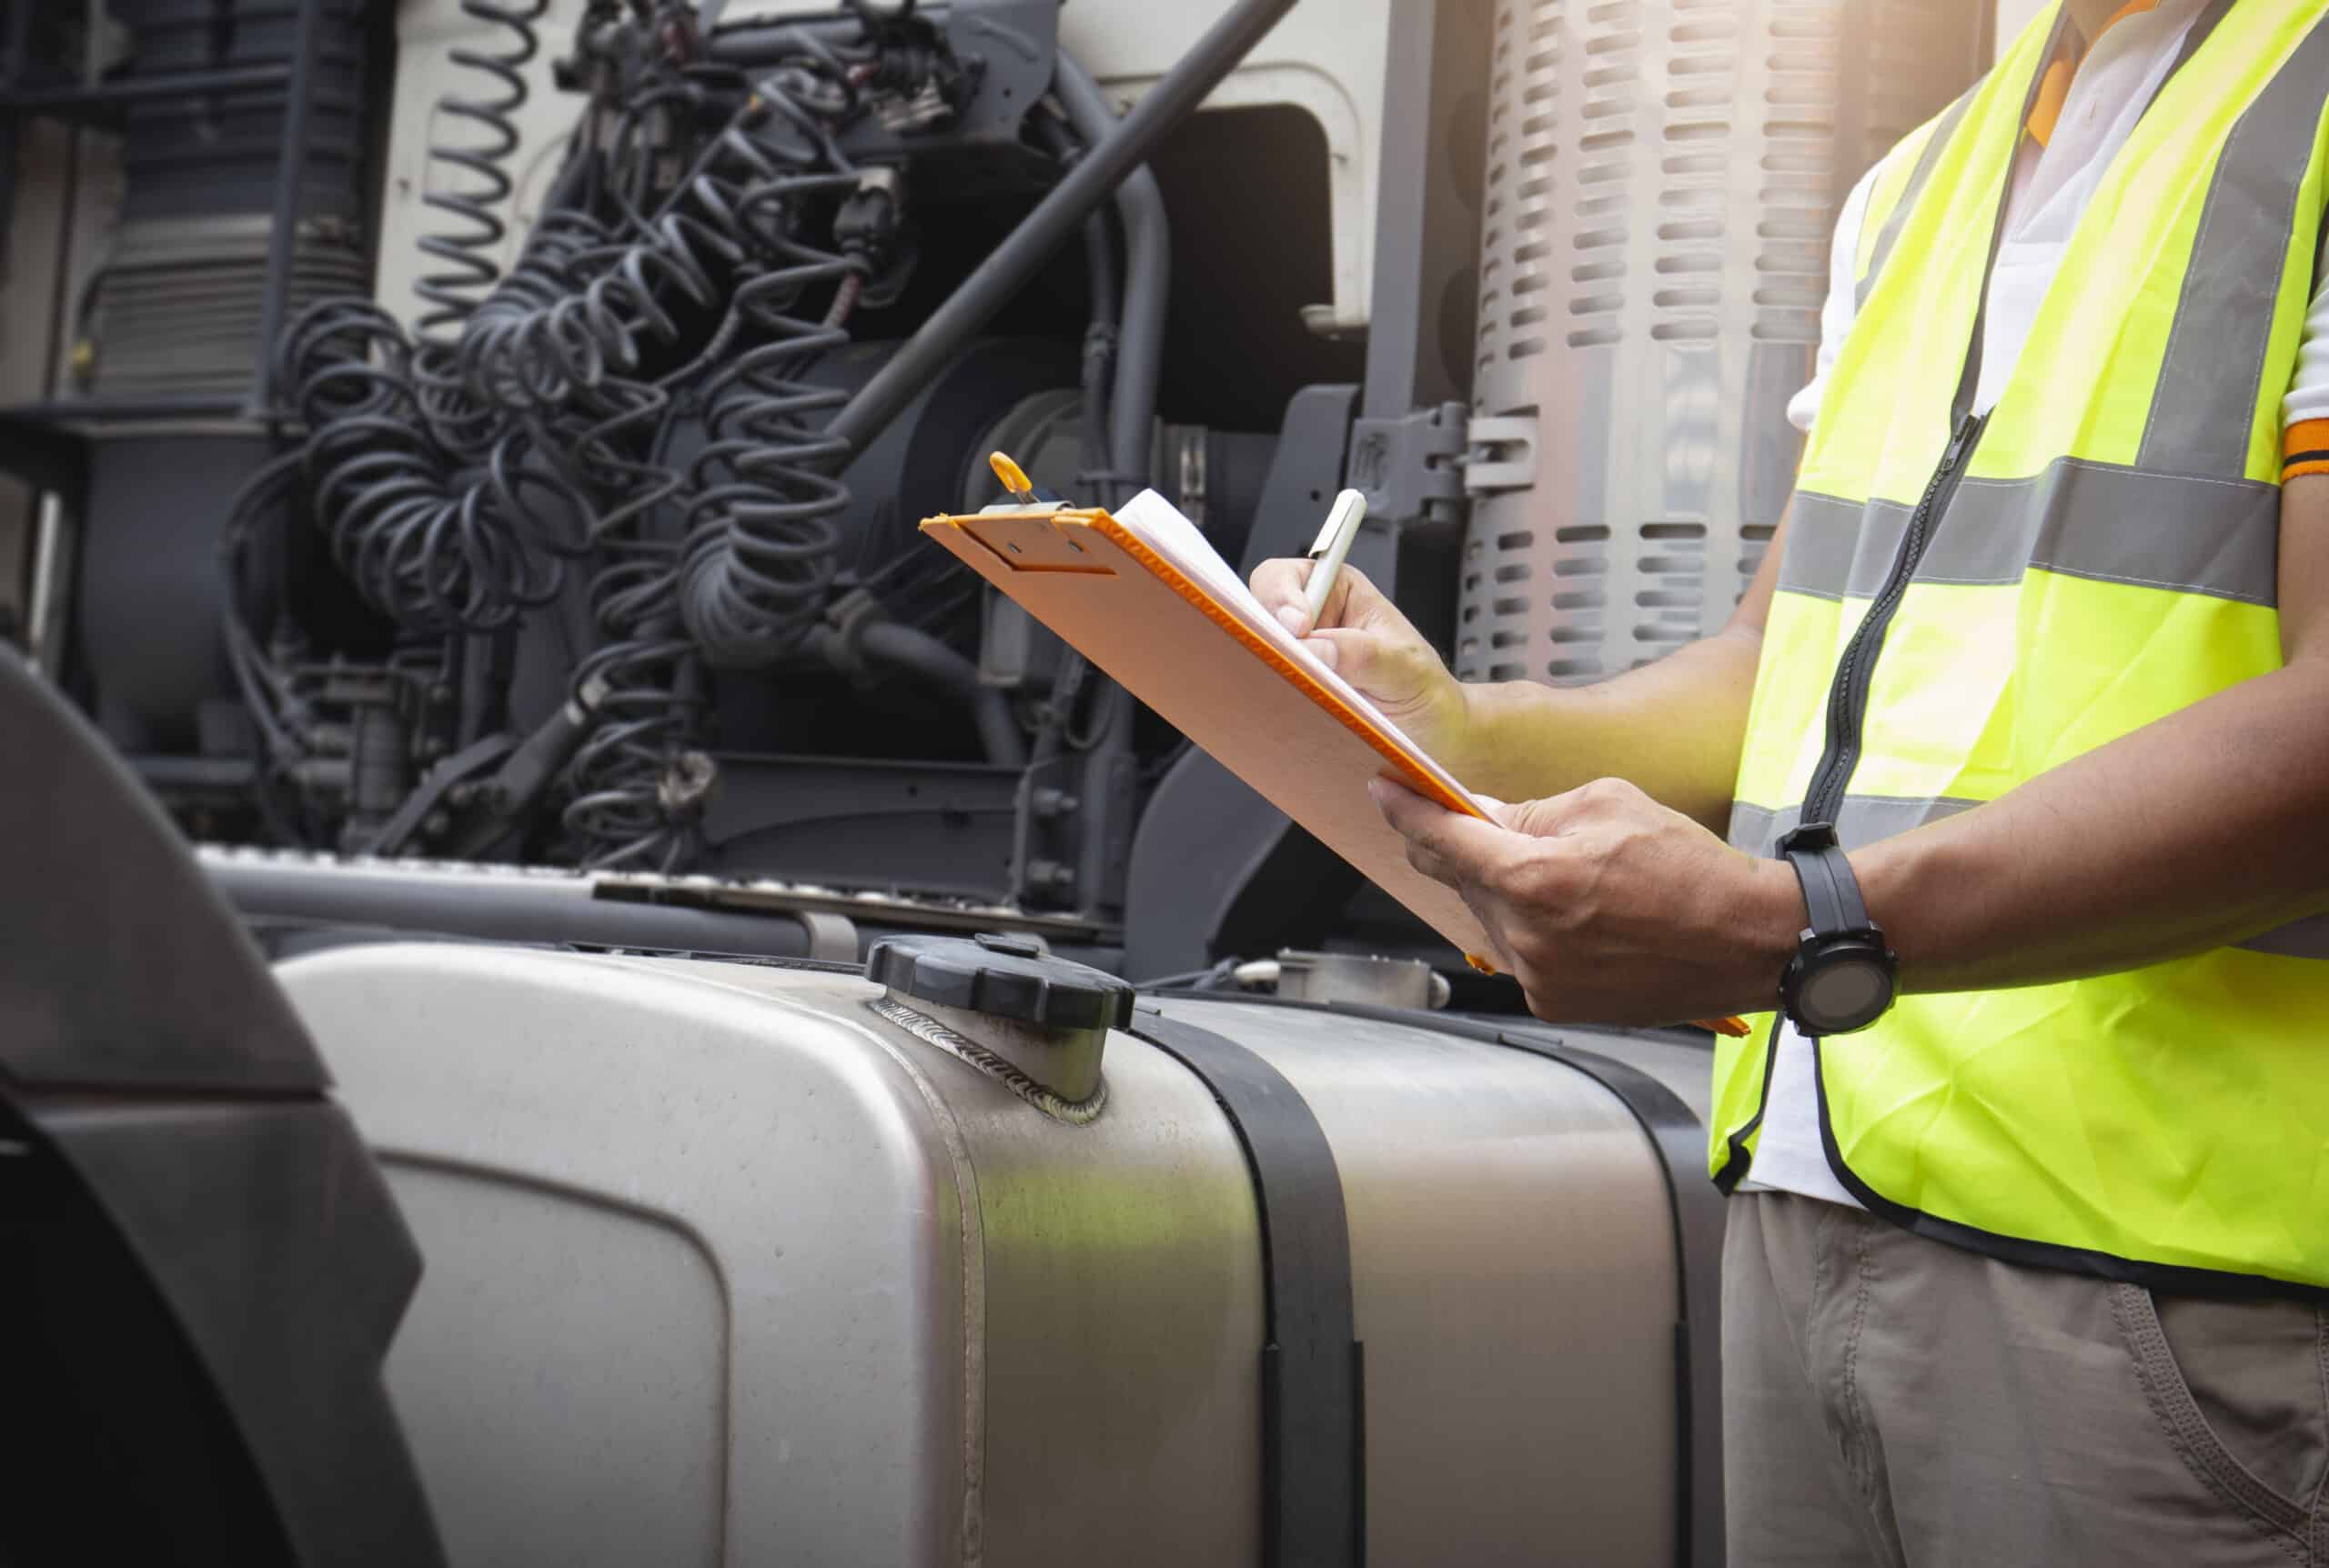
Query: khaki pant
1723 1191 2329 1565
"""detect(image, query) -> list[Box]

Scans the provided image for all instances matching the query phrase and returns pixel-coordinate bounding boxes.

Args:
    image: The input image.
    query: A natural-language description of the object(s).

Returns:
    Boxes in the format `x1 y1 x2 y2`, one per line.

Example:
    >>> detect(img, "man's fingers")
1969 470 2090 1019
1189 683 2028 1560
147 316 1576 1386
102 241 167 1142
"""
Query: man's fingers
1371 779 1538 990
1302 626 1387 680
1376 789 1525 973
1488 794 1575 839
1250 559 1385 638
1402 836 1457 884
1252 558 1316 633
1368 777 1514 879
1316 564 1372 630
1306 625 1440 705
1489 779 1642 839
1456 880 1524 975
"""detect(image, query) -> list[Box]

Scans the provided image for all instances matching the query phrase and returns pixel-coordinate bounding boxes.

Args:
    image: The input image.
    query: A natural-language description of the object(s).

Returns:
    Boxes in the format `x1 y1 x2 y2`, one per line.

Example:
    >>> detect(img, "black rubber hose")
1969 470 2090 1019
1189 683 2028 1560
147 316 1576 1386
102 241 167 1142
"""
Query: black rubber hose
1051 55 1171 507
825 0 1296 453
1079 210 1118 484
852 622 1029 769
1084 213 1121 345
863 624 1030 770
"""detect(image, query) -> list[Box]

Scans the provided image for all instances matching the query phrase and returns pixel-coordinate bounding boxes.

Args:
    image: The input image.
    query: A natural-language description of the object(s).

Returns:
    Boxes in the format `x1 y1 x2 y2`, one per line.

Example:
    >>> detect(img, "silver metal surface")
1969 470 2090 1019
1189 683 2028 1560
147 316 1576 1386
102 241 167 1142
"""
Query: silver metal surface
26 492 70 673
872 995 1110 1123
278 945 1694 1566
1270 950 1450 1010
1159 998 1683 1567
278 946 1265 1567
198 841 1107 940
79 215 367 400
283 948 983 1565
608 956 1270 1568
1458 0 1983 685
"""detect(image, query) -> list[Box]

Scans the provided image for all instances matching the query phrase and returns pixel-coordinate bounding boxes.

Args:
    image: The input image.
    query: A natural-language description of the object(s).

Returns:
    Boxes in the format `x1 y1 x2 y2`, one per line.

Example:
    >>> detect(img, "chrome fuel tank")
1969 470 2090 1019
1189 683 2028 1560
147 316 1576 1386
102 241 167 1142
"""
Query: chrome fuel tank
277 941 1718 1566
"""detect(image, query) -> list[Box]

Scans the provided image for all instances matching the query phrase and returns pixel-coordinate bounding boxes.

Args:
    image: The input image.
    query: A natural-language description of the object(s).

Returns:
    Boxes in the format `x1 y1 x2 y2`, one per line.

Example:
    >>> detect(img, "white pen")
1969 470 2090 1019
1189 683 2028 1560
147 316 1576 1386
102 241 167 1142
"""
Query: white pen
1303 488 1369 627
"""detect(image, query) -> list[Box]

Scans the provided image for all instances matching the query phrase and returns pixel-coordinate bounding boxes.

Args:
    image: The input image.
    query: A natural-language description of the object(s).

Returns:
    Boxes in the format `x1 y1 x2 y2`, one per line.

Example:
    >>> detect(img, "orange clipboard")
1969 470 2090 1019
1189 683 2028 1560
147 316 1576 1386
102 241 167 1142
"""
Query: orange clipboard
923 498 1756 1038
920 499 1508 970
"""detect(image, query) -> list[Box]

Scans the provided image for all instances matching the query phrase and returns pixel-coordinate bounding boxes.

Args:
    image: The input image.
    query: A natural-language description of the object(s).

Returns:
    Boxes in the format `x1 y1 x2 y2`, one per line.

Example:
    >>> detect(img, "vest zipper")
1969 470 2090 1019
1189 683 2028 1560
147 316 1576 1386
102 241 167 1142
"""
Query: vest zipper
1790 10 2072 838
1798 410 1986 830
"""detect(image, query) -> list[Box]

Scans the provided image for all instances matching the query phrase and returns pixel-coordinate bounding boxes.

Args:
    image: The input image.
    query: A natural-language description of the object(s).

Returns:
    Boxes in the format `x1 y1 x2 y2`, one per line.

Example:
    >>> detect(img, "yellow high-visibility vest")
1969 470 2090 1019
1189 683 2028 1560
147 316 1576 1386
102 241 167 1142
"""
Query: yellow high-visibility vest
1714 1 2329 1295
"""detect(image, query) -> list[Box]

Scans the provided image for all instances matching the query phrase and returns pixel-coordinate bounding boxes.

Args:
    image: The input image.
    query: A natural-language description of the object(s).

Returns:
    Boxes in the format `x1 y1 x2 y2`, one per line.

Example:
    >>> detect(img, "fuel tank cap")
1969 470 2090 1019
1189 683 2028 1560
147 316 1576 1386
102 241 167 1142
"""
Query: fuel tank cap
865 933 1134 1032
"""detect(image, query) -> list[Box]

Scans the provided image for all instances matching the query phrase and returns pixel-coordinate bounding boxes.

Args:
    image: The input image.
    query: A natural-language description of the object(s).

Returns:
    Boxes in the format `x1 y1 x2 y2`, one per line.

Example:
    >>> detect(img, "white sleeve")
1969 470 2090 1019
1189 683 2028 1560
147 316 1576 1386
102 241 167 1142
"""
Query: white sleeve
1786 160 1885 437
2279 258 2329 441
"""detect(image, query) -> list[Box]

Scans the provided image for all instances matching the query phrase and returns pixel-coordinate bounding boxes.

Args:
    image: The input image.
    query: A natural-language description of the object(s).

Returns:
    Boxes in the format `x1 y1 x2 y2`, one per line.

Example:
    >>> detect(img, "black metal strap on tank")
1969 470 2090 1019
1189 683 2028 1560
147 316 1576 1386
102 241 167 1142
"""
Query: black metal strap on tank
1495 1024 1725 1568
1129 1005 1364 1568
1137 994 1724 1566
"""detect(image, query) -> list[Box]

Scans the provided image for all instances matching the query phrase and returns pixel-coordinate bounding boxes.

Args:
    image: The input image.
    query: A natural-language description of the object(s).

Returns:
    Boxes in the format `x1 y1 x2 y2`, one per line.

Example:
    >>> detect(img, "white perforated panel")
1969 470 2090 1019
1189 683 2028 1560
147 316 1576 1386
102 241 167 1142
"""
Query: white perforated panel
1458 0 1980 685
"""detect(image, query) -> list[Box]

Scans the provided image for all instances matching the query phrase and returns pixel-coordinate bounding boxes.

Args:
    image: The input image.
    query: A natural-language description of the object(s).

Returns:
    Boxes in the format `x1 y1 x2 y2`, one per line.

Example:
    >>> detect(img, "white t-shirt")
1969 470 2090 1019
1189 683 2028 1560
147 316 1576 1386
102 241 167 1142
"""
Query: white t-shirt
1749 0 2329 1208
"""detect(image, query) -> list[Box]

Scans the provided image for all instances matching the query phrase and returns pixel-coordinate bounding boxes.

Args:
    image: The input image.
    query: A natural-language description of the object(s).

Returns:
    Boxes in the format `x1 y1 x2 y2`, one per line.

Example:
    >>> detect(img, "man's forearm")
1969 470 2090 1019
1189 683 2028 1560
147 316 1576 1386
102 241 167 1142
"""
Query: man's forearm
1856 658 2329 994
1449 623 1763 831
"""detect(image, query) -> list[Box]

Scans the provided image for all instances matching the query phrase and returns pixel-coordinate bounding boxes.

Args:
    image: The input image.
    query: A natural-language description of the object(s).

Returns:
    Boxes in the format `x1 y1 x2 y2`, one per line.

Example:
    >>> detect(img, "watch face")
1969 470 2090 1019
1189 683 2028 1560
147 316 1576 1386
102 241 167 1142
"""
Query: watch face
1802 954 1892 1034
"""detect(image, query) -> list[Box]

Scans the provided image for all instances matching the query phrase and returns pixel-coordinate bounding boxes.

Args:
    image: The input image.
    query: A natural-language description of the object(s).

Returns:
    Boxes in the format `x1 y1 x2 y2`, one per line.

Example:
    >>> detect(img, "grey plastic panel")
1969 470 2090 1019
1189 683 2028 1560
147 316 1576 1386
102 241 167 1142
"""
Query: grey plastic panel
0 644 325 1091
1459 0 1984 684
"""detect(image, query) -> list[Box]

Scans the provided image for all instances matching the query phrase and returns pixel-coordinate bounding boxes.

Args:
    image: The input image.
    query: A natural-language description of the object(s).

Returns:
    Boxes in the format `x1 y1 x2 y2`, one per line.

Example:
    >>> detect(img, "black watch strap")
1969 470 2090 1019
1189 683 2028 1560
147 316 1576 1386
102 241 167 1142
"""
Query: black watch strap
1778 821 1871 938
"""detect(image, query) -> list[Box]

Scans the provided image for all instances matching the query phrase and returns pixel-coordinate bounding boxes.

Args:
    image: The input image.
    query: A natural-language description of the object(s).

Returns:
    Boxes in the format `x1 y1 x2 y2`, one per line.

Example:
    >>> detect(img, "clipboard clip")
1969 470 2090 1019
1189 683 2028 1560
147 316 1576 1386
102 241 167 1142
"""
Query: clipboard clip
989 450 1068 508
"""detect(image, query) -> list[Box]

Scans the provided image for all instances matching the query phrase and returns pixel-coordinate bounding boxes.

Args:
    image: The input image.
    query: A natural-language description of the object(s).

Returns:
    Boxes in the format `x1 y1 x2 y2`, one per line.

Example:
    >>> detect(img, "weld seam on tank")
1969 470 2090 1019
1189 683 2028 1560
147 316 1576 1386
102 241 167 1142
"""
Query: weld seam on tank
870 998 1108 1126
847 996 991 1561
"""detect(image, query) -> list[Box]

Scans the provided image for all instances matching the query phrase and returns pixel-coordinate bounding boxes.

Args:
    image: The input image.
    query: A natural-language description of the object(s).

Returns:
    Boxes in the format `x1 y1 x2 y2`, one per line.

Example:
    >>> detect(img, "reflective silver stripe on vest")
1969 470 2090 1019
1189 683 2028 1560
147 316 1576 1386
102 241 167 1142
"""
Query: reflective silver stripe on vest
1728 795 1977 857
1730 796 2329 960
1855 88 1977 311
1777 492 1908 602
1779 461 2280 605
2138 18 2329 478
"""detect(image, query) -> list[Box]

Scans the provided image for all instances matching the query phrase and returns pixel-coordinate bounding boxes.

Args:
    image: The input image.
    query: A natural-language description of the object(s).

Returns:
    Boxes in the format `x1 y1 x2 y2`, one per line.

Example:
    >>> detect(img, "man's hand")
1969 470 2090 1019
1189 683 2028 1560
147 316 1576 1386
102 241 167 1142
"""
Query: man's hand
1249 558 1475 766
1371 775 1801 1026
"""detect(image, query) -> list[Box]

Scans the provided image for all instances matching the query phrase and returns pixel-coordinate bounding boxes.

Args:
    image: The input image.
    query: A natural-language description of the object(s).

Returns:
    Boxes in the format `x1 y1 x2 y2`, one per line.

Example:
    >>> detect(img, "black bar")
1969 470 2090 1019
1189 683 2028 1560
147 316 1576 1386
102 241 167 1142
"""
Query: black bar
5 2 32 86
1360 0 1492 419
1 64 291 112
2 395 249 423
827 0 1299 451
704 11 899 63
1130 1006 1364 1568
207 857 828 963
247 0 325 416
0 118 15 280
0 416 86 513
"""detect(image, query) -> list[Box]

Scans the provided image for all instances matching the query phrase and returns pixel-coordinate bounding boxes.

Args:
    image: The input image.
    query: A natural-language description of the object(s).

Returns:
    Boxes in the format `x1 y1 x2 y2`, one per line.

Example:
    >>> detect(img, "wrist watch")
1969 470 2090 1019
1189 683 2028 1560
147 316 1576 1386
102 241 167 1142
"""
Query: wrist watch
1776 822 1898 1037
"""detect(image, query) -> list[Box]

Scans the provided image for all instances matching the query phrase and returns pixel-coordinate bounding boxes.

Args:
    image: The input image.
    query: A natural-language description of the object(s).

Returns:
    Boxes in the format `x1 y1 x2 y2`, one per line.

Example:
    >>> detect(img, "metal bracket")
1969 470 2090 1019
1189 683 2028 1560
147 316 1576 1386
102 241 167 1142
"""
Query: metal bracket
1464 413 1539 496
1346 400 1467 524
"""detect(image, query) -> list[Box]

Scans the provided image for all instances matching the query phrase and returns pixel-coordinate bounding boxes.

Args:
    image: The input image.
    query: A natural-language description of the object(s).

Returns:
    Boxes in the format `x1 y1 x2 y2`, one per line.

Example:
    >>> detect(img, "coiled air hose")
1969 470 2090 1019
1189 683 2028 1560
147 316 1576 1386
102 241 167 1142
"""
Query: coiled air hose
410 0 553 458
274 297 581 635
414 0 549 335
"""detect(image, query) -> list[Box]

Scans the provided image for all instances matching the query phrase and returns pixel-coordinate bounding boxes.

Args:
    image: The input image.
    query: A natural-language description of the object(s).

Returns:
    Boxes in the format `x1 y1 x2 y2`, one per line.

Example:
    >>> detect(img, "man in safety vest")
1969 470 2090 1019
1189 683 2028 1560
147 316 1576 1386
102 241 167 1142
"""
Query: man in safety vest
1257 1 2329 1560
